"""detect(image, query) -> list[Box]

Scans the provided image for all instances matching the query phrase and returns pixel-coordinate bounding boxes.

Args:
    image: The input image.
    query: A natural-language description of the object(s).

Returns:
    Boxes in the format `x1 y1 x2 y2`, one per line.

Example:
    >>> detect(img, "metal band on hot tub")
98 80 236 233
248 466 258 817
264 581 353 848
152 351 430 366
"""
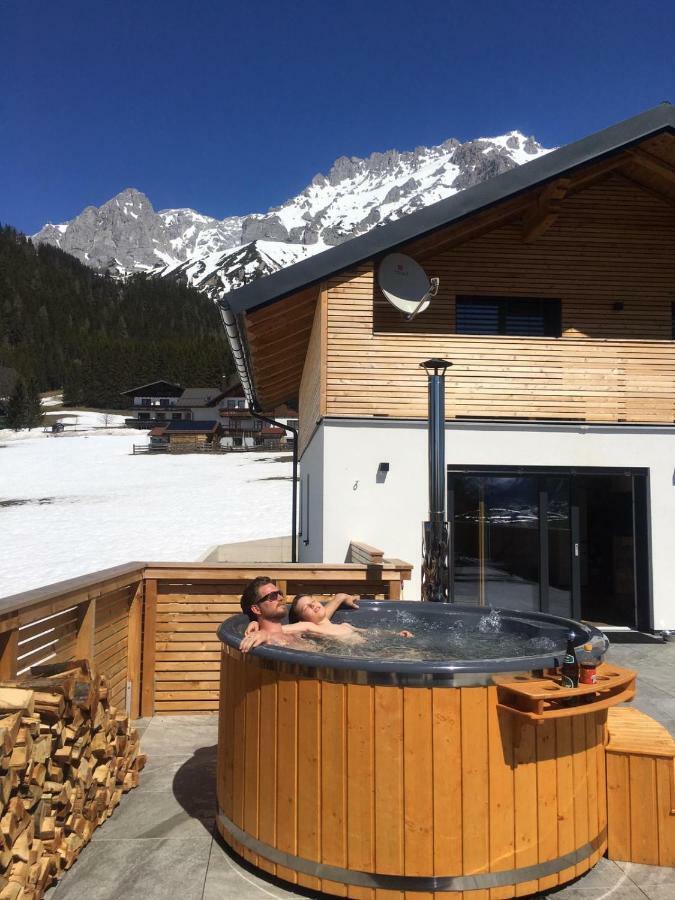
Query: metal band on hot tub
218 810 607 891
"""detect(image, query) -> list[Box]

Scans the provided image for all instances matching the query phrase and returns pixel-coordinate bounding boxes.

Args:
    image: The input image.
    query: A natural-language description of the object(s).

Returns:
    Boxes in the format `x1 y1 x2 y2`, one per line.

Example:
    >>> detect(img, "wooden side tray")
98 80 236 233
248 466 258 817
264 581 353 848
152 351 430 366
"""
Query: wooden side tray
494 663 637 723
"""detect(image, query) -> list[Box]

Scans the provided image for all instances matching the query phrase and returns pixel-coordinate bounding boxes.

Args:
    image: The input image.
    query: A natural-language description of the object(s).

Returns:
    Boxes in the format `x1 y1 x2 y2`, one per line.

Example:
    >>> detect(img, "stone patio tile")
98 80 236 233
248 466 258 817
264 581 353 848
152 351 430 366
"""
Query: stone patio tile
139 717 218 757
614 862 675 887
90 784 214 841
50 837 212 900
554 857 627 888
204 838 314 900
539 882 651 899
138 749 217 793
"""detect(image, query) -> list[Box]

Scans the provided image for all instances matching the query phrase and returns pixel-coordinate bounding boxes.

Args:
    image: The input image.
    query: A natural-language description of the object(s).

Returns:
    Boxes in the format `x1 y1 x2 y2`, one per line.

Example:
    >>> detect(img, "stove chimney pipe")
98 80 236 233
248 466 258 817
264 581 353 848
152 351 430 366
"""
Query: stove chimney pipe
420 359 451 602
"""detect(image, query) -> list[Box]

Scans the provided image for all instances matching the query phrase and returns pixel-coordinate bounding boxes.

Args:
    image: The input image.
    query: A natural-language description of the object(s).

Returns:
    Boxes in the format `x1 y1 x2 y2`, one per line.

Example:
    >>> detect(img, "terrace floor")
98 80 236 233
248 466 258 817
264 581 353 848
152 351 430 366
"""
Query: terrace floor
47 643 675 900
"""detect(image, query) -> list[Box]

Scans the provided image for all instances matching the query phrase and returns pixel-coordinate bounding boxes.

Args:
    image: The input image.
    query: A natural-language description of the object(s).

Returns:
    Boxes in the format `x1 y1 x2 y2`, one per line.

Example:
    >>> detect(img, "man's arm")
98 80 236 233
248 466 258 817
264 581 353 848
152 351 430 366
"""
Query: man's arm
239 630 269 653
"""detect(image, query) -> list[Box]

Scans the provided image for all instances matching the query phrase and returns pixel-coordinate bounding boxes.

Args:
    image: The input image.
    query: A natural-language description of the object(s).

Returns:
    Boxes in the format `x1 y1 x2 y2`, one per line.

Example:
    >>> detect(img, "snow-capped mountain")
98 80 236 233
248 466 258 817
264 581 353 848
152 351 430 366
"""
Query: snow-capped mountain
33 131 552 296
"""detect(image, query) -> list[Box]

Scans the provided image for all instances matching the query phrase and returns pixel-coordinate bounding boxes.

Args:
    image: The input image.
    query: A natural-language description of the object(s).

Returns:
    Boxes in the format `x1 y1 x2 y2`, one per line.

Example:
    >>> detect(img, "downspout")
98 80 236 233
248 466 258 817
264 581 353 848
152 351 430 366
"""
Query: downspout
217 299 299 562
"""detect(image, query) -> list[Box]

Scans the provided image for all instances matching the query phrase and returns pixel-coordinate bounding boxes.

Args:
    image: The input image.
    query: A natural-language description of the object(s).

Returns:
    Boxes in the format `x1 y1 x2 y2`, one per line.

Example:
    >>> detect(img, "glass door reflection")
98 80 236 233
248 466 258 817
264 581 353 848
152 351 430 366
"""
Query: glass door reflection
453 475 540 611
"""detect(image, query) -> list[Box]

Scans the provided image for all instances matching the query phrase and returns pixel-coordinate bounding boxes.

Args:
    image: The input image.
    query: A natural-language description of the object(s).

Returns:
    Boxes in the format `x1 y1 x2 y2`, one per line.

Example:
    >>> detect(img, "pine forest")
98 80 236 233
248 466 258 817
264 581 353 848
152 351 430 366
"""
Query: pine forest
0 225 233 409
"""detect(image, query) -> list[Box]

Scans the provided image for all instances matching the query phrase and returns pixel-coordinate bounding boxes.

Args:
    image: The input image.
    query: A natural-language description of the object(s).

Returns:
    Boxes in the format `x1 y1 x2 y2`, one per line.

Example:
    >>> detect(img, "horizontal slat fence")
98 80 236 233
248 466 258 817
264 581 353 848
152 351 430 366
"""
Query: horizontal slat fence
0 559 412 718
146 561 410 715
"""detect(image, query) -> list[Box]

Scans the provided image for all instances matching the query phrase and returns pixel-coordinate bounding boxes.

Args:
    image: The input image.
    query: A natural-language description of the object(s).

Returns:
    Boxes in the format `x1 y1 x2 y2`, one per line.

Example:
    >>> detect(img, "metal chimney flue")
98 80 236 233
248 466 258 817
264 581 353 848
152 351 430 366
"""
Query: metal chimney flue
420 359 451 602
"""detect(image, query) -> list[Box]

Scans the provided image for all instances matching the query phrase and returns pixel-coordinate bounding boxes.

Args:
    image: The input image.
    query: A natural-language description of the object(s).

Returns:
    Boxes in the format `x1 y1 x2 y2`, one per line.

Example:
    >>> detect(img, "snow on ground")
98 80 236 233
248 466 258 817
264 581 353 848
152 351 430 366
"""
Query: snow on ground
0 426 292 598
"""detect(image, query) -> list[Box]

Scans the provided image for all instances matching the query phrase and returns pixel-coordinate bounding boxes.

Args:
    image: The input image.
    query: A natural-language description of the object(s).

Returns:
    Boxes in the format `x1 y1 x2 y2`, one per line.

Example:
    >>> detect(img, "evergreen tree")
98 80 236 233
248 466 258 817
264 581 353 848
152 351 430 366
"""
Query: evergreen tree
24 377 44 428
6 379 27 430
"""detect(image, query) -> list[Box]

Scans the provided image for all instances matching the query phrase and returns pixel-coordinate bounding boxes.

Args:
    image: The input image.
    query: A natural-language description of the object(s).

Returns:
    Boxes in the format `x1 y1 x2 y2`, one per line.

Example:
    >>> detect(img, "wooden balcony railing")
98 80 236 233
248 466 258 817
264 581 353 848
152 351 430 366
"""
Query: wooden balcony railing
0 558 412 719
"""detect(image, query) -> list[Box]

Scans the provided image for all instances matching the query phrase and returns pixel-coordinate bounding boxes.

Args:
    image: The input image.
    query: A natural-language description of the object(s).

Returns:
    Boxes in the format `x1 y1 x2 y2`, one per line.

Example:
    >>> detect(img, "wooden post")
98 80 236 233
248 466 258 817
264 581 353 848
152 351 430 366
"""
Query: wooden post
126 580 143 719
388 578 402 600
0 628 19 680
75 598 96 662
140 579 158 718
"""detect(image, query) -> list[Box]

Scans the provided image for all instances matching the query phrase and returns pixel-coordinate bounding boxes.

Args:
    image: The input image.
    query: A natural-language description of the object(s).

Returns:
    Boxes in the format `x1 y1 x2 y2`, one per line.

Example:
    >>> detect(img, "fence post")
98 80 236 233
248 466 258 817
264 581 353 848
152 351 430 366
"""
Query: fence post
141 579 158 718
75 598 96 662
0 627 19 680
126 580 143 718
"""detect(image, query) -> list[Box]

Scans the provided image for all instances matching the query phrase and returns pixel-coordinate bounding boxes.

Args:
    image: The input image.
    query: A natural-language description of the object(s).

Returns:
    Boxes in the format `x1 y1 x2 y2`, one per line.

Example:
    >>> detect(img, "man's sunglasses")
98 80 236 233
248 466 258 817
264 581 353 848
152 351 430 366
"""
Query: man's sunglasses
258 590 284 603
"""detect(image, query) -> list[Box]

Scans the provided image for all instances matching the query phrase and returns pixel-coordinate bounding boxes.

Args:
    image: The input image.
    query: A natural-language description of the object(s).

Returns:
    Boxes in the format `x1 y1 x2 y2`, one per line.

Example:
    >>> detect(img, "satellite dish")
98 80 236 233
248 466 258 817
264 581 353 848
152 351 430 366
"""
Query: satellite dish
377 253 439 320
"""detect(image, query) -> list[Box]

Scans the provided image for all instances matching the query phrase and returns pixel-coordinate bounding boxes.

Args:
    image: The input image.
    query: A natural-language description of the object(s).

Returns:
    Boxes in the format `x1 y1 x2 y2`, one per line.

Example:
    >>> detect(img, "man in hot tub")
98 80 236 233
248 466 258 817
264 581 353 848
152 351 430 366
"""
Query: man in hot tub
238 577 412 652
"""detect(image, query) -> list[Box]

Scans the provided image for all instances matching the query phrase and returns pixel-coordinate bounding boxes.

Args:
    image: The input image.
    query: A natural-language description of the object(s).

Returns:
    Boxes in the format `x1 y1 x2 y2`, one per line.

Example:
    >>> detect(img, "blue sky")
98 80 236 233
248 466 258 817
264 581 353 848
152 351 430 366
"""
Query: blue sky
2 0 675 234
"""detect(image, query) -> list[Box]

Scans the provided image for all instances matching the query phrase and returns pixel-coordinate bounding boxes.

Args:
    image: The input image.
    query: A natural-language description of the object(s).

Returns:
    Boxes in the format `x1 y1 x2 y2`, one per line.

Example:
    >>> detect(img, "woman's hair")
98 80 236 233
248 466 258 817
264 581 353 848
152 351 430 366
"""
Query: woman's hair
288 594 311 624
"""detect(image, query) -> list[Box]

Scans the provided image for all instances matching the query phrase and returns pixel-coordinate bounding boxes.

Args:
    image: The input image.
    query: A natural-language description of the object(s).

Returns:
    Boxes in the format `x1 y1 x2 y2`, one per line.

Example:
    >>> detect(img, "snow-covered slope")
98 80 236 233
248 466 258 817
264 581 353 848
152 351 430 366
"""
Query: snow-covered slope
34 130 552 295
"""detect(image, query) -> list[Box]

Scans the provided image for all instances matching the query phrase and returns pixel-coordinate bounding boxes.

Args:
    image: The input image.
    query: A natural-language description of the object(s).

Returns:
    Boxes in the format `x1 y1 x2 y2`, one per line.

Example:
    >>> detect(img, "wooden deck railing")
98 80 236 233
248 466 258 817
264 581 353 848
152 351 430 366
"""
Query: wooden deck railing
0 557 412 718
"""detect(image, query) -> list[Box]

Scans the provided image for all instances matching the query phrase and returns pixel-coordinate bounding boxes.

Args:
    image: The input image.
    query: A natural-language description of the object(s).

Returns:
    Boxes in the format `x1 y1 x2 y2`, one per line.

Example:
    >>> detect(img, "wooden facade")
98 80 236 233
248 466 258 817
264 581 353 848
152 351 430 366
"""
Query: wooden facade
235 132 675 455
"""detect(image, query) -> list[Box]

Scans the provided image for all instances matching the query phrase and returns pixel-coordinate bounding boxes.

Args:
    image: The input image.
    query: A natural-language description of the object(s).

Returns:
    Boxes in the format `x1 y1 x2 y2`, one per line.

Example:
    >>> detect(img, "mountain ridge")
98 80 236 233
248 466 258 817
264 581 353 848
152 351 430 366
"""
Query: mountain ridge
33 129 552 297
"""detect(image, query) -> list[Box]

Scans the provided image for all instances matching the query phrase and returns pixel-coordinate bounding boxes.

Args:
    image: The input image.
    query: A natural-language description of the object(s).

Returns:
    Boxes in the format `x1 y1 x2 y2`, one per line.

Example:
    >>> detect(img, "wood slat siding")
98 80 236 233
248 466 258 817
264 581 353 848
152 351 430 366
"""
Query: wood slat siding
298 288 324 453
93 584 134 709
217 657 608 899
606 707 675 867
320 175 675 425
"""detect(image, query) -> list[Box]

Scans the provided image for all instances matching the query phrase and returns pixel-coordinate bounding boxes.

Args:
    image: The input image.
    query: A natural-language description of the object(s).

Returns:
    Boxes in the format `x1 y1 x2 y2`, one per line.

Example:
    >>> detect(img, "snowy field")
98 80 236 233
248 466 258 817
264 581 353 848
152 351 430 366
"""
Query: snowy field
0 421 292 598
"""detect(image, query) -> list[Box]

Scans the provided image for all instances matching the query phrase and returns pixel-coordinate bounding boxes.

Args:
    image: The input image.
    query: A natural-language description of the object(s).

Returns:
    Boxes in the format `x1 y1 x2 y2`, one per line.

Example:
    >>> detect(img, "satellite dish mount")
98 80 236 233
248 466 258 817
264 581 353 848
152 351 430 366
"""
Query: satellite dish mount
377 253 439 321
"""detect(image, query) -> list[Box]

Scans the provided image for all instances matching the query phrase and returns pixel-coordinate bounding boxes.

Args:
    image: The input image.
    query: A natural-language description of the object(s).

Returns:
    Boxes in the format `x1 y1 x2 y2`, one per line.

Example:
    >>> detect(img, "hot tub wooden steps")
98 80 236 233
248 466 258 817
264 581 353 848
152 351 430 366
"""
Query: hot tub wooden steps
494 664 636 723
606 706 675 867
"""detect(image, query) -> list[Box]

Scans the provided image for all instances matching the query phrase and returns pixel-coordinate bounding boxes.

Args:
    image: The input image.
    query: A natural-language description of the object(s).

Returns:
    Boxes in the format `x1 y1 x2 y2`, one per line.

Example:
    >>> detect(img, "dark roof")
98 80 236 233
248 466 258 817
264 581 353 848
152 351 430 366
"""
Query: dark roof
164 420 221 434
175 387 220 408
223 103 675 316
121 380 183 398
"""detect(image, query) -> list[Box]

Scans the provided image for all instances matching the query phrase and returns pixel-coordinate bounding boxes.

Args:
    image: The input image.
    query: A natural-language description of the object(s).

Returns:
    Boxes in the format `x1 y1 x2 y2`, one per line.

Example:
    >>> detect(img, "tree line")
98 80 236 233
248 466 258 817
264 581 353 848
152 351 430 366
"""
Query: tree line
0 225 233 411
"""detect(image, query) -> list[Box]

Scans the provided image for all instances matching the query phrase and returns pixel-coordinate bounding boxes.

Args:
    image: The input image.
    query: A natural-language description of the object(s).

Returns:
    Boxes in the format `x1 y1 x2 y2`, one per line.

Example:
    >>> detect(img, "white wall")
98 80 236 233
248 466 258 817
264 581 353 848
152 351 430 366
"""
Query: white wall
298 426 324 560
302 419 675 629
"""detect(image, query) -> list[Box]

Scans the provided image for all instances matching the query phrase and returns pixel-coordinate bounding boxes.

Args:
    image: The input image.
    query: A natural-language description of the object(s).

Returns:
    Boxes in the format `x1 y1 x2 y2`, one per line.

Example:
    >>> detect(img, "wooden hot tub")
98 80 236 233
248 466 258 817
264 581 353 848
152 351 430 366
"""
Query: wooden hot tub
216 603 635 898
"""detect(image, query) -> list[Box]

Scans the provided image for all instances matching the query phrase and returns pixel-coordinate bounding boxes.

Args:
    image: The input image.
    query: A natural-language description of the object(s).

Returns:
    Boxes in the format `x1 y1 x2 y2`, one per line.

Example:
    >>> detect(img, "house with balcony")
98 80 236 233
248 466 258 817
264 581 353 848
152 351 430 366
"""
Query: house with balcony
219 103 675 636
121 380 184 427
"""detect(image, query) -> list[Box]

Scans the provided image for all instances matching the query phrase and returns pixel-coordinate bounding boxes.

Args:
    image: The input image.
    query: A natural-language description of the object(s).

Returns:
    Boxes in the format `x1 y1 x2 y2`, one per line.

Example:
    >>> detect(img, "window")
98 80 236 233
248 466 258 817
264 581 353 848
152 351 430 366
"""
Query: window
138 412 150 421
172 413 182 420
456 296 561 338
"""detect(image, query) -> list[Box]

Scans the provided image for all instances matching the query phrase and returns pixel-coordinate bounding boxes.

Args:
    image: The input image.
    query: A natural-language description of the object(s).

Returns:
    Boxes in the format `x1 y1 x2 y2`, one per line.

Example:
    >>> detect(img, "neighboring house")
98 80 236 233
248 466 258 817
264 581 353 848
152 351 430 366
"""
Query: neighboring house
160 420 223 451
219 103 675 634
175 387 222 419
122 381 184 427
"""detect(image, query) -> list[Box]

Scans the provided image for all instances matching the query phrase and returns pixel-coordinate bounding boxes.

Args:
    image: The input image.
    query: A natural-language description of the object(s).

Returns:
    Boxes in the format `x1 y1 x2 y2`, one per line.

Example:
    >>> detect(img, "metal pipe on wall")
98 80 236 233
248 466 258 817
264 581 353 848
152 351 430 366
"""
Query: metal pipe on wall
421 359 452 602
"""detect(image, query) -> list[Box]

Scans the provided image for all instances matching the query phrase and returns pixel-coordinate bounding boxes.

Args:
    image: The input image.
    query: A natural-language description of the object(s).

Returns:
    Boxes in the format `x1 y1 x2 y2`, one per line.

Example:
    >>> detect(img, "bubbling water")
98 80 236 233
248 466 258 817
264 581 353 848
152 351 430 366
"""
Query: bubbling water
235 609 561 663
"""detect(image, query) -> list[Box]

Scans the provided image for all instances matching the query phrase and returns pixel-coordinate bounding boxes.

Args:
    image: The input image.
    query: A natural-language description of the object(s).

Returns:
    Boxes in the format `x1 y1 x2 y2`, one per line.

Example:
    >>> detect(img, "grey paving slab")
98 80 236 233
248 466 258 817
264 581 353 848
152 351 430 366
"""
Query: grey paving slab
138 751 217 793
51 838 212 900
138 714 218 758
538 885 650 900
615 862 675 889
204 839 313 900
90 783 215 841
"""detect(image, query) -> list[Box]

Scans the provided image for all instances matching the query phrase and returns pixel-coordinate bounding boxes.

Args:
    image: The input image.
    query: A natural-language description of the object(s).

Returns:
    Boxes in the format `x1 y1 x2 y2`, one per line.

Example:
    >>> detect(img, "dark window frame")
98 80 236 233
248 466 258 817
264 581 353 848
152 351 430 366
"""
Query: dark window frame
456 295 562 338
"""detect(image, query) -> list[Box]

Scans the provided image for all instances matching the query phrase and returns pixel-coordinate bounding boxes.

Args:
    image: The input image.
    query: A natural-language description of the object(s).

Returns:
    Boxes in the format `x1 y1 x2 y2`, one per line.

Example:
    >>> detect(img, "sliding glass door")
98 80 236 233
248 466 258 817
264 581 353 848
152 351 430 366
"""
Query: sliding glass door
448 467 650 628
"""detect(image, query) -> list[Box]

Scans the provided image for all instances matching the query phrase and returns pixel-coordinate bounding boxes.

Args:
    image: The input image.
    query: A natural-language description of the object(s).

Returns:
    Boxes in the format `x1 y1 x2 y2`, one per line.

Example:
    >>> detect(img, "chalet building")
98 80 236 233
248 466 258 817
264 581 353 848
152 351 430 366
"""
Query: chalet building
159 420 223 451
121 380 185 427
220 103 675 635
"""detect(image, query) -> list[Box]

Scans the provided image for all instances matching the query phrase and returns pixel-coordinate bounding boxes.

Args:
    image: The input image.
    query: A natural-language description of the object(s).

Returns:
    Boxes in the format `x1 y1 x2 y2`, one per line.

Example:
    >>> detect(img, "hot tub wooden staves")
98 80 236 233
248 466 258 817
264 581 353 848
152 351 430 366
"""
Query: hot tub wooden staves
216 647 622 900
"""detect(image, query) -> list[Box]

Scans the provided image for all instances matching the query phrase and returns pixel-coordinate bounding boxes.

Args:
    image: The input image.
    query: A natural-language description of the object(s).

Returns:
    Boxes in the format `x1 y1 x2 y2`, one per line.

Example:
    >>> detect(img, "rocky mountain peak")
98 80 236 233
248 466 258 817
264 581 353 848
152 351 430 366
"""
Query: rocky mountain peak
33 127 553 296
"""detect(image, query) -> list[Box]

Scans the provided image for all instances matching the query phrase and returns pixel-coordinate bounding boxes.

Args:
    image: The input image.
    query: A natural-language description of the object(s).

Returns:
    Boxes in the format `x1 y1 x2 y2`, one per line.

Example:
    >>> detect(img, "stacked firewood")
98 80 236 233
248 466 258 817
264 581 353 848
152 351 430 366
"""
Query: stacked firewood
0 660 145 899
